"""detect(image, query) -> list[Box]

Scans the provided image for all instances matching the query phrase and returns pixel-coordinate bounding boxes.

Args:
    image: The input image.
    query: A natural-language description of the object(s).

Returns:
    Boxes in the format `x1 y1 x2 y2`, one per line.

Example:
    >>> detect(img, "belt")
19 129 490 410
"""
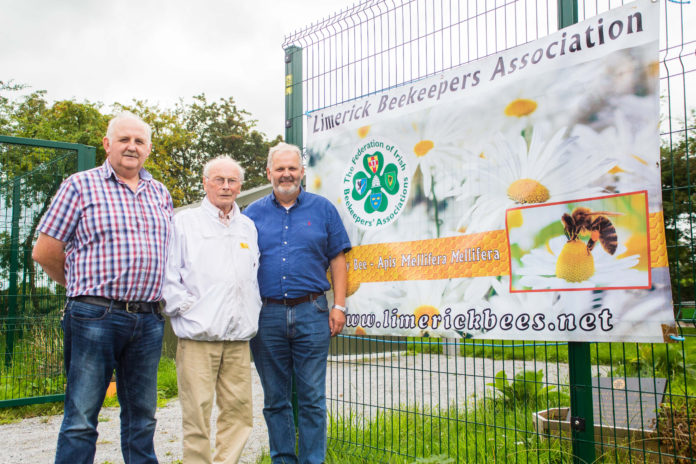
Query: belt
262 292 323 306
70 296 160 314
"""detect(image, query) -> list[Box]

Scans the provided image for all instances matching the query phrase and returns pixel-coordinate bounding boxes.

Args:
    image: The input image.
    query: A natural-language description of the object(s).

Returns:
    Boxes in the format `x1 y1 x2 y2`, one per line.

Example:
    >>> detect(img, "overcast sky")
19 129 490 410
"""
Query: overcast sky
0 0 352 138
3 0 693 141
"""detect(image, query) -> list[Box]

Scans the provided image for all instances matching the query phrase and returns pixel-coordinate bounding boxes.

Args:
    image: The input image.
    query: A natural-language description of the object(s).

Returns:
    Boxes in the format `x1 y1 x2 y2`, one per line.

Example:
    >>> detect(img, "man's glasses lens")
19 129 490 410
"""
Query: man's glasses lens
210 177 239 187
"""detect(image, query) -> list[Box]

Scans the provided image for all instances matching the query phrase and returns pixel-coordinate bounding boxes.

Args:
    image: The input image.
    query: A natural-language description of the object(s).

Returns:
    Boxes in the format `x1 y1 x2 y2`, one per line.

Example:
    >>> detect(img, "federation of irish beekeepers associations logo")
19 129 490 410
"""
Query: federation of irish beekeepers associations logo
342 138 410 230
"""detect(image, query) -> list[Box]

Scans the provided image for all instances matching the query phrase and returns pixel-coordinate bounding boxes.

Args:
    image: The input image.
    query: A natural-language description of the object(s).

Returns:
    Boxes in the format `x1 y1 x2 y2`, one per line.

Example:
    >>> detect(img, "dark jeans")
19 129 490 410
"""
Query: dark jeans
55 299 164 464
250 294 332 464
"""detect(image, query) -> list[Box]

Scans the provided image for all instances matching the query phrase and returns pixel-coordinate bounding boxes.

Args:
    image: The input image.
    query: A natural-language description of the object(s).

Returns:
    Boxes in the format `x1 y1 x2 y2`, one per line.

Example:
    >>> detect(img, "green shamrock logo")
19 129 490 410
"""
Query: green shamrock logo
351 151 400 213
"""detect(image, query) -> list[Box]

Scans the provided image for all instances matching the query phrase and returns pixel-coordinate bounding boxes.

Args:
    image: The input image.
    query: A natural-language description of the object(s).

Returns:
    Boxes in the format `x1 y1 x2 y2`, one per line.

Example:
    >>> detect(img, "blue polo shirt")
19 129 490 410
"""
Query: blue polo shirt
243 188 351 299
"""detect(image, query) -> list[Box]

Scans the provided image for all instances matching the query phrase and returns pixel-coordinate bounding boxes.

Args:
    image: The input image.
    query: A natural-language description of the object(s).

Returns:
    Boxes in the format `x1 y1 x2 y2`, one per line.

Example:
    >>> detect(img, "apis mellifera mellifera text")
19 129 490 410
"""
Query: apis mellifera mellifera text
561 207 620 255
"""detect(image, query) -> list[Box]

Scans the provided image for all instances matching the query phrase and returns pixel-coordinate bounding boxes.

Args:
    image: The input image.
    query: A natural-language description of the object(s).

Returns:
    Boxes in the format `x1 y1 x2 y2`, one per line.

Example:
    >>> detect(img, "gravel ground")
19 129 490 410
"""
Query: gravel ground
1 353 587 463
0 365 268 464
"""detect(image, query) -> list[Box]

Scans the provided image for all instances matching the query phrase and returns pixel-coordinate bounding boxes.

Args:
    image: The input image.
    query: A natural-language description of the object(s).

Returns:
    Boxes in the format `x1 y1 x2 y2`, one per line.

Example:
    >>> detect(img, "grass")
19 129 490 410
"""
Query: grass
0 355 179 423
328 400 573 464
320 400 682 463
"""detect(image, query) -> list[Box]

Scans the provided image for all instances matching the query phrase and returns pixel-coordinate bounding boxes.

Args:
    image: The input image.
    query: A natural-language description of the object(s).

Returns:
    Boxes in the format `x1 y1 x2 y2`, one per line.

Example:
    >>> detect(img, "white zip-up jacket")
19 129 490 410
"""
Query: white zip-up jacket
162 197 262 341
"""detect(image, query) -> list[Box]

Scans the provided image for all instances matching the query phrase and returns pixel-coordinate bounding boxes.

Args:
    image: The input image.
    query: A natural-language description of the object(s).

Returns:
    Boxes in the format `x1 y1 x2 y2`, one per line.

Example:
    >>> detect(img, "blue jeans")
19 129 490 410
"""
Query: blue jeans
250 295 332 464
55 299 164 464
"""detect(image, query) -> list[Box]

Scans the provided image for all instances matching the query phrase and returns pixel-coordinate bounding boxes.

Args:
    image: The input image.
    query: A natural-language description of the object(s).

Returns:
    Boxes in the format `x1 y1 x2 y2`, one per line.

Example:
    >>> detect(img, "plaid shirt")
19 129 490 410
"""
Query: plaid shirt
38 160 173 301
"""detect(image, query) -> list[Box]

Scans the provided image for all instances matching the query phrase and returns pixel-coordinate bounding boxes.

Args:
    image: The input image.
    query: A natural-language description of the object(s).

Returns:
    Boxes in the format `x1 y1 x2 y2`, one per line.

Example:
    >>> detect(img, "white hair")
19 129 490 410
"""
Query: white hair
267 142 302 168
203 155 245 182
106 111 151 143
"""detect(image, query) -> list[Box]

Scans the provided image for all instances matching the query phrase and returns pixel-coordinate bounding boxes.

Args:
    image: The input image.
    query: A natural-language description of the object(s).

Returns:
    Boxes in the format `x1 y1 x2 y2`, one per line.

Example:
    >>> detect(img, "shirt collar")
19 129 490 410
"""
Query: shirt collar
101 159 153 181
270 186 305 208
201 196 239 222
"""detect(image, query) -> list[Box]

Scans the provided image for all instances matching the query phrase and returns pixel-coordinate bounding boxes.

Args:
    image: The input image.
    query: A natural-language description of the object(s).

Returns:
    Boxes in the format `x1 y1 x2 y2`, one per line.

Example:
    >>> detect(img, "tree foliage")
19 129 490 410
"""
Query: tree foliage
1 81 281 205
119 95 281 205
0 82 109 310
1 81 281 316
661 109 696 305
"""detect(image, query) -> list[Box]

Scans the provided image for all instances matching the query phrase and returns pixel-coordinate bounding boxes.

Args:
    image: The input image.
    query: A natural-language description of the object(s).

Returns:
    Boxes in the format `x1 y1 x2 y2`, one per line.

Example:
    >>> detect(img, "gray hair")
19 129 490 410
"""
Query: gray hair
267 142 302 168
106 111 151 143
203 155 245 182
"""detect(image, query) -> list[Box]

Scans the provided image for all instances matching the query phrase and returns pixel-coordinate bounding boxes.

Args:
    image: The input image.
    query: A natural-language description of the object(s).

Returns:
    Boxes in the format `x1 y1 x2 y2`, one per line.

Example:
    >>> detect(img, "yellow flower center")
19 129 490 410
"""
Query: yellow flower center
556 240 595 283
507 209 524 228
618 233 649 271
313 177 322 190
507 178 550 204
357 126 371 138
504 99 538 117
414 305 439 327
414 140 434 157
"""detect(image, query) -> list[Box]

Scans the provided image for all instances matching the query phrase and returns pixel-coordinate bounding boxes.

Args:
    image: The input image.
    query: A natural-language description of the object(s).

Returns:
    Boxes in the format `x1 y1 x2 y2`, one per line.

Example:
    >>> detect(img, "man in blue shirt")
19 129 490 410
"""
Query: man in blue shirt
244 142 351 464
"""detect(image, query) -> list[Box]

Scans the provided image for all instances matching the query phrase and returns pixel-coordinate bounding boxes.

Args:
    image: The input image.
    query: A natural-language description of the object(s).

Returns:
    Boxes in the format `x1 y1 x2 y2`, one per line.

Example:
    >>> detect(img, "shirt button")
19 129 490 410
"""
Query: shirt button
285 226 288 229
283 241 287 245
284 293 288 297
282 258 286 261
283 276 286 279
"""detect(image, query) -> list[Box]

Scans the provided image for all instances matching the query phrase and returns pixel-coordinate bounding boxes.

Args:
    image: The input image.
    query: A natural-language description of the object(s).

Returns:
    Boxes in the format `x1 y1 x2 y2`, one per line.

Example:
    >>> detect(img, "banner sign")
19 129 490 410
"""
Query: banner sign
306 0 676 342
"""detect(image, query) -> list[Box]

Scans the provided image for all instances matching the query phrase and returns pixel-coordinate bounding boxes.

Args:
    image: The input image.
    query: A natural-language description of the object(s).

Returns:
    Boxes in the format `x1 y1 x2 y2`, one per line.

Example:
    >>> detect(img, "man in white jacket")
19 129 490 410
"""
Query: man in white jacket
162 155 261 464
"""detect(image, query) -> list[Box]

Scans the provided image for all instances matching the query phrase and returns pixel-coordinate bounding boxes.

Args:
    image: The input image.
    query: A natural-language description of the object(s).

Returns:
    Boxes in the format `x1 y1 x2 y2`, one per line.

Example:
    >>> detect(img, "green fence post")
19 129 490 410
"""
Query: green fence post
284 44 304 429
285 45 303 148
5 179 21 369
557 1 596 463
77 144 96 172
557 0 578 29
568 342 596 463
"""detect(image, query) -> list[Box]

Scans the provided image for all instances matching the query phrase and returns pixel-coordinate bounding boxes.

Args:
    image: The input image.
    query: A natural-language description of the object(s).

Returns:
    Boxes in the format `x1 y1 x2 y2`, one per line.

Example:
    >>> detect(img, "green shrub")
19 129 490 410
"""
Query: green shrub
486 369 566 410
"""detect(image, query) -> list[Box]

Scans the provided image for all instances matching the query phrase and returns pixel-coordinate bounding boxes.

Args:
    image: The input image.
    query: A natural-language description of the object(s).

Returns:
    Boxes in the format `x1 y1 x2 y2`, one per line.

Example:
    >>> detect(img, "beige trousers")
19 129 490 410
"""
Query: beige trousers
176 338 252 464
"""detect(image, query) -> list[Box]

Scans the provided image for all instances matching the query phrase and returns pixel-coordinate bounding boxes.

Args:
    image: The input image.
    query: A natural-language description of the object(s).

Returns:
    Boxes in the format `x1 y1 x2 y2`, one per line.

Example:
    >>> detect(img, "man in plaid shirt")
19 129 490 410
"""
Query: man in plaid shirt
33 111 173 464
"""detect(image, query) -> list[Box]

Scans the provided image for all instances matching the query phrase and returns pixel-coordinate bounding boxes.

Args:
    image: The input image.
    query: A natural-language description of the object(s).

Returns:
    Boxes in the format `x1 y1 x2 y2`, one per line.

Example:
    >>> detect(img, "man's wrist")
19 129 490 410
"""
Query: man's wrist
332 303 347 313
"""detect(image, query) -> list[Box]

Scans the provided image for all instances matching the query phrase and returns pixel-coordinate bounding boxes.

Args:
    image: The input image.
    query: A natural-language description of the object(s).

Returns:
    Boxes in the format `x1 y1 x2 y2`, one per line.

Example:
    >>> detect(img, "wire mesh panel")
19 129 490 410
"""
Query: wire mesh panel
285 0 695 462
0 140 93 407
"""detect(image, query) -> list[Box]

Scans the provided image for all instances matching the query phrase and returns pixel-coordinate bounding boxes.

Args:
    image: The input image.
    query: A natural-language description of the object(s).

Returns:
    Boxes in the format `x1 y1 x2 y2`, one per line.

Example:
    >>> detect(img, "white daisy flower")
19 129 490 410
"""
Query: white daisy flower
488 59 613 136
456 125 615 233
576 101 662 208
383 105 474 201
515 235 646 290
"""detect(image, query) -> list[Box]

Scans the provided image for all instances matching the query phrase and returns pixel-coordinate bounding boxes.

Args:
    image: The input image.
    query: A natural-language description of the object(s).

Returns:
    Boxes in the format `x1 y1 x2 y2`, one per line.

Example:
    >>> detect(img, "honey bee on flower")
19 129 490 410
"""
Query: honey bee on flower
556 207 621 283
509 195 650 291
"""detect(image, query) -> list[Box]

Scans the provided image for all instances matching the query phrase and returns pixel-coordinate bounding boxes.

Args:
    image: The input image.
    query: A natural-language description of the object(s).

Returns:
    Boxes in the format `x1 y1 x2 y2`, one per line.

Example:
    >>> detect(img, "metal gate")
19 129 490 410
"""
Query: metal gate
283 0 696 462
0 136 95 407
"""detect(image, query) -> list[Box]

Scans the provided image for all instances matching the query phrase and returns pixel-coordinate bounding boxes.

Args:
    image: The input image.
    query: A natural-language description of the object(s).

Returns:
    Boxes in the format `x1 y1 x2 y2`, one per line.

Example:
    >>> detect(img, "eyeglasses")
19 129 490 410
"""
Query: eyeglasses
206 176 240 187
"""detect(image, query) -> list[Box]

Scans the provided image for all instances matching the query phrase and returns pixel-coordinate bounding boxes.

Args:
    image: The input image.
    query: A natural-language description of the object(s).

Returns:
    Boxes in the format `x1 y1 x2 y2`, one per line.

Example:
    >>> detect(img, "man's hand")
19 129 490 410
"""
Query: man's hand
329 308 346 336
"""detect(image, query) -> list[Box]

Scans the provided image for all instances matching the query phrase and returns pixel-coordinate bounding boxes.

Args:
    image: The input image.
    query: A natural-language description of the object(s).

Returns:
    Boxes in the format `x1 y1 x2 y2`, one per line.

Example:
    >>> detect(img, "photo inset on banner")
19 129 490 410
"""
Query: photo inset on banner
507 191 650 292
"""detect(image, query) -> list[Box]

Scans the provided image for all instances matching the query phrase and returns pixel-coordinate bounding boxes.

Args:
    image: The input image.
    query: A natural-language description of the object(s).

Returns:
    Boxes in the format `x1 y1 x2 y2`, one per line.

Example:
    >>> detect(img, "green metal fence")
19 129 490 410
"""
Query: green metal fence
0 136 95 408
284 0 696 462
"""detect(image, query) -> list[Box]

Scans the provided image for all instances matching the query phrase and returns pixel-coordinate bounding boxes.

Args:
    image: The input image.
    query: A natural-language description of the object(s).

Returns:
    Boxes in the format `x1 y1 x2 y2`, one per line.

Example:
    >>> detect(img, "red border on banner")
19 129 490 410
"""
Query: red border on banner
506 191 652 293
